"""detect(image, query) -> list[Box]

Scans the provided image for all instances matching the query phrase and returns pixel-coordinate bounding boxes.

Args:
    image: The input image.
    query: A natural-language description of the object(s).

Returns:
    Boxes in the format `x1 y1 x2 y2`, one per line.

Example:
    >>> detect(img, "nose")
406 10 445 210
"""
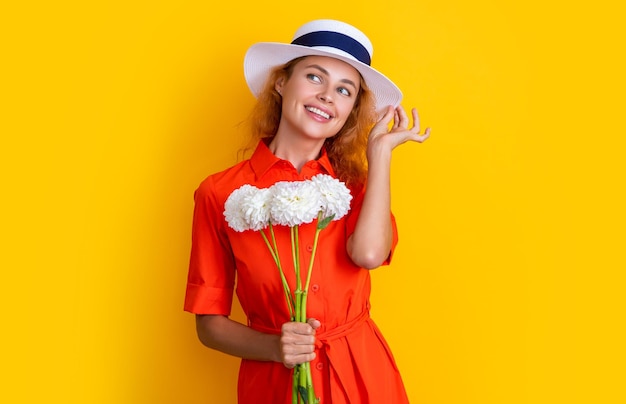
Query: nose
317 88 333 103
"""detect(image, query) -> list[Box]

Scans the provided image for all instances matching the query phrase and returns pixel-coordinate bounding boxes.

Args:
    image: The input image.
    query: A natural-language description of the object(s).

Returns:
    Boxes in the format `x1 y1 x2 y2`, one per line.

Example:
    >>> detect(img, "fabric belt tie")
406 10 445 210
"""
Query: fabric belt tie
315 310 371 402
248 309 370 343
314 309 370 349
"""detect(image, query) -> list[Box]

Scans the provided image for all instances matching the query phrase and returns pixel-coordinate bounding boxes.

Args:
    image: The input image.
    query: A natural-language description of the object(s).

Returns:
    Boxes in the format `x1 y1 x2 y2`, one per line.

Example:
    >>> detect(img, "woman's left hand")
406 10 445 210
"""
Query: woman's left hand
367 105 430 157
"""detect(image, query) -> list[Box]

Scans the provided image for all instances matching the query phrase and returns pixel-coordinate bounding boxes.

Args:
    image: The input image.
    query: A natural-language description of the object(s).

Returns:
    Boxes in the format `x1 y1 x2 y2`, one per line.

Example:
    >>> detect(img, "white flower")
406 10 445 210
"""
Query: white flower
224 184 259 232
311 174 352 221
270 180 322 227
241 187 272 231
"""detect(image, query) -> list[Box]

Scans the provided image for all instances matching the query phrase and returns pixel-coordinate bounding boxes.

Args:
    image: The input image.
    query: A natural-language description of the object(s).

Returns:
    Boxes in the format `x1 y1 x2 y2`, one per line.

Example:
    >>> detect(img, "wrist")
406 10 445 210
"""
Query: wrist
268 333 283 363
367 144 392 165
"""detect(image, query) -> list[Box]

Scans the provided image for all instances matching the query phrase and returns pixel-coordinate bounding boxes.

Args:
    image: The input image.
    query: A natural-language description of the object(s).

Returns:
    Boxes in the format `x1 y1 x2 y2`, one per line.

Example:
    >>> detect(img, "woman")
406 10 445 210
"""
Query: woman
184 19 430 403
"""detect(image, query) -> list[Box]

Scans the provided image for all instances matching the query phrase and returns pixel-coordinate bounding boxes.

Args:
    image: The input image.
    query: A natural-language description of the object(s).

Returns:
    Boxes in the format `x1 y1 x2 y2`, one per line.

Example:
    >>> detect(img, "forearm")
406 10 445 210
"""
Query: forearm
348 148 393 269
196 314 281 362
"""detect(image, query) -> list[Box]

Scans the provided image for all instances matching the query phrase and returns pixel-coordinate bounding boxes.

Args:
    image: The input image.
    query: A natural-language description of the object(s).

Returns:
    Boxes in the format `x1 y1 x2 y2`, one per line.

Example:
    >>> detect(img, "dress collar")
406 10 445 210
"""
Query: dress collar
250 139 336 180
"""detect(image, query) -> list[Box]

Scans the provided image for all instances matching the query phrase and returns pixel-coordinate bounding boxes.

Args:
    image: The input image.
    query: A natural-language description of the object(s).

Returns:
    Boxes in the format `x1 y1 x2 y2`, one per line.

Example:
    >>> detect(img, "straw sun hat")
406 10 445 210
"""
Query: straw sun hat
243 19 403 113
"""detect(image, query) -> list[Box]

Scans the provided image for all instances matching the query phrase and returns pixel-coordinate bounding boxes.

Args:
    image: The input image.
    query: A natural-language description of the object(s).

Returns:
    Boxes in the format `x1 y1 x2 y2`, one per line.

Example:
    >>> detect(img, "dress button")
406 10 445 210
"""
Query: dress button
306 245 313 252
315 362 324 370
311 284 320 292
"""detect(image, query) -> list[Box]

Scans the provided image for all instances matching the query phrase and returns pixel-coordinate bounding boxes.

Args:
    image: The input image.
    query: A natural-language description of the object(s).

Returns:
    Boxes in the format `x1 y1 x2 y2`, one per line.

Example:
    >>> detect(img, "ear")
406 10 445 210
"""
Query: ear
275 77 284 95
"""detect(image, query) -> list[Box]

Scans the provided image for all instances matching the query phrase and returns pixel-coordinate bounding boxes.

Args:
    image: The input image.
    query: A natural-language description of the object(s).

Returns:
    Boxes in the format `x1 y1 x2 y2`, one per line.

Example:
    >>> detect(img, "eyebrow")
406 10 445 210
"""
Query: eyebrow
305 64 358 90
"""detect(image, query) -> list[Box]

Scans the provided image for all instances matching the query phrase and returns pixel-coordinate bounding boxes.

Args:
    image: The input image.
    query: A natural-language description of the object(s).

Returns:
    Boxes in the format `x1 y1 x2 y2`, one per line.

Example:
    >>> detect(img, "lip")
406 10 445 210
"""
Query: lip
305 104 334 120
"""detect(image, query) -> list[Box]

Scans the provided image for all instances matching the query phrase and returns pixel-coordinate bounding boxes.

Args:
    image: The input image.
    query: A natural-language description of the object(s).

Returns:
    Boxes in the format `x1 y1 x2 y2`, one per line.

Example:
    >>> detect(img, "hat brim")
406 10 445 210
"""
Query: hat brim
244 42 403 114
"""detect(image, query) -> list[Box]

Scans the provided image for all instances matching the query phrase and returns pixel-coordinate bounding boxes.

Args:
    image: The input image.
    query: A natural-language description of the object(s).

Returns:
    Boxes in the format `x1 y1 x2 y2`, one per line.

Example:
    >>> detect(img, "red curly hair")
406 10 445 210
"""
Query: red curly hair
244 57 377 187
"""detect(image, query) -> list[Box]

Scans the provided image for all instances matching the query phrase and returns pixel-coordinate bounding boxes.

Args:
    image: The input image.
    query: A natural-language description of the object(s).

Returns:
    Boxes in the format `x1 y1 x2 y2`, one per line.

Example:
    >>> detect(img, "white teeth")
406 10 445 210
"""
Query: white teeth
306 106 330 119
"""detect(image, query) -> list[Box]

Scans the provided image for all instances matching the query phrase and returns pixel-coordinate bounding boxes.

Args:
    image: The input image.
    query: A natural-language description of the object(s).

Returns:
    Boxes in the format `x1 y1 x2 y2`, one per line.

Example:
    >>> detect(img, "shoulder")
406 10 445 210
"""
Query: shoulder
195 160 256 204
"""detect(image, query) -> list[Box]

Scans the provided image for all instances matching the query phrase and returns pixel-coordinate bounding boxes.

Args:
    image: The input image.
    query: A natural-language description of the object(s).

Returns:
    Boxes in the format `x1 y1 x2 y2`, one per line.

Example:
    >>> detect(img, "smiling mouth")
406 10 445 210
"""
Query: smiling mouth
305 106 332 120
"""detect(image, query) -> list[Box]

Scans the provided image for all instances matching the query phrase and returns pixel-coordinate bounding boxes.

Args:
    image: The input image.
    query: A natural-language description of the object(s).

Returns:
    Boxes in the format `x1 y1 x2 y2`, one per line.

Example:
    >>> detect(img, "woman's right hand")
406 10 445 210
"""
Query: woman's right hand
279 318 321 368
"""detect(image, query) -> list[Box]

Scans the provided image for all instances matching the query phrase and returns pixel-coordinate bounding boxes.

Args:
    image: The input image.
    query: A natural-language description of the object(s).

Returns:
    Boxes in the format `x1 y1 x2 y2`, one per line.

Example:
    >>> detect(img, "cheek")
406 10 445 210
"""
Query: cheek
338 101 357 121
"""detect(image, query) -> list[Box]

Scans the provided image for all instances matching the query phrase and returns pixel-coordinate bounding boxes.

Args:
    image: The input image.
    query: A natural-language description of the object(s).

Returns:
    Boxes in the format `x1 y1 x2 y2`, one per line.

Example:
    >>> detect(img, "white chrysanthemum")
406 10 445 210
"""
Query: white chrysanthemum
269 180 322 227
311 174 352 221
240 187 272 231
224 184 258 232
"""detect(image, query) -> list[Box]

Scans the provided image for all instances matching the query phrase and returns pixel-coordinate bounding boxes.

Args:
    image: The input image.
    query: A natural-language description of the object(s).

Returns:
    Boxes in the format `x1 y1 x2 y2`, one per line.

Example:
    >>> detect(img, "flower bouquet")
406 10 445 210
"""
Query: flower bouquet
224 174 353 404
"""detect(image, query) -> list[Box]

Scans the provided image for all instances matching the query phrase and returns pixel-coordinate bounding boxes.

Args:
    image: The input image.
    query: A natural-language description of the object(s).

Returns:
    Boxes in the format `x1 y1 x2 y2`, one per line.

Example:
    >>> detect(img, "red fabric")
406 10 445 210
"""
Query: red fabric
184 140 408 403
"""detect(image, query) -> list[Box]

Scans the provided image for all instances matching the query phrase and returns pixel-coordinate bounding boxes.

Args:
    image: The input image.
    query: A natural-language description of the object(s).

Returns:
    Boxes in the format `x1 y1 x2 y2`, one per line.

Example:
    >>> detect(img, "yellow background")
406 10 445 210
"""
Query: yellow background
2 1 624 403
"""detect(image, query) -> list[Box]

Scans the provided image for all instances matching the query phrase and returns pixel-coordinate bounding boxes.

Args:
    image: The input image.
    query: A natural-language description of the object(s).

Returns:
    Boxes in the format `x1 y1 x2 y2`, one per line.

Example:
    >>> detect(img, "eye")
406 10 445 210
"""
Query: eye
307 73 322 83
338 87 351 96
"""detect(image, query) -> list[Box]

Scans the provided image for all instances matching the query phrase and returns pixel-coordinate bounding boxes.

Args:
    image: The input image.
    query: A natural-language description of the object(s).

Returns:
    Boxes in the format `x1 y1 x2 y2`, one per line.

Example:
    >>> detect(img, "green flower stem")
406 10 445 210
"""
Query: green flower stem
303 212 324 293
306 361 315 404
300 292 308 326
295 226 301 288
293 366 299 404
261 226 295 320
299 363 307 399
291 225 302 291
293 290 302 323
259 228 278 266
291 225 304 324
270 224 296 317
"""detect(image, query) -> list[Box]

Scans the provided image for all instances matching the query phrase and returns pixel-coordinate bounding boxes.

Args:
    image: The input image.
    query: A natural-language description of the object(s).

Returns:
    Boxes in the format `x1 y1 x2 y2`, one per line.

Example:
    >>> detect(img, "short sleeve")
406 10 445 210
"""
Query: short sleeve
344 184 399 266
184 176 236 315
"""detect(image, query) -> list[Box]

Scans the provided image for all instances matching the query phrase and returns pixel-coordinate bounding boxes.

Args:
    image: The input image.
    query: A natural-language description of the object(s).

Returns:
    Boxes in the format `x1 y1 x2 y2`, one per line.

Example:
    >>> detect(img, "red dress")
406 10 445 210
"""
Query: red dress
184 140 409 403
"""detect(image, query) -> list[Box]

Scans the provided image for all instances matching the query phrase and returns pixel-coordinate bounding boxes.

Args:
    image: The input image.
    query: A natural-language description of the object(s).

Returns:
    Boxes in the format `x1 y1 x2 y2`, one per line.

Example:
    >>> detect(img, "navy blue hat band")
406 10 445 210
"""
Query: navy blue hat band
291 31 371 66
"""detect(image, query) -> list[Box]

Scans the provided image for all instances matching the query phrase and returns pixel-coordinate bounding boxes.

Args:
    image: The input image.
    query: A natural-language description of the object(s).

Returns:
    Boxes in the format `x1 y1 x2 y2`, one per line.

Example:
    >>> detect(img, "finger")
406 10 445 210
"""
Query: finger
280 346 314 370
376 105 394 122
283 351 317 369
413 127 431 143
371 105 395 134
392 109 400 129
281 333 316 348
281 331 316 344
282 321 315 336
396 106 410 129
411 108 421 133
307 318 321 330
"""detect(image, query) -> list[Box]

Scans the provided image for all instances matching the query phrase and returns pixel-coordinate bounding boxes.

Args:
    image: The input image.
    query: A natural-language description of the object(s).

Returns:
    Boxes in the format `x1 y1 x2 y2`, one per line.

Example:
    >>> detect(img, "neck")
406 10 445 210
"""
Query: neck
268 133 324 173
